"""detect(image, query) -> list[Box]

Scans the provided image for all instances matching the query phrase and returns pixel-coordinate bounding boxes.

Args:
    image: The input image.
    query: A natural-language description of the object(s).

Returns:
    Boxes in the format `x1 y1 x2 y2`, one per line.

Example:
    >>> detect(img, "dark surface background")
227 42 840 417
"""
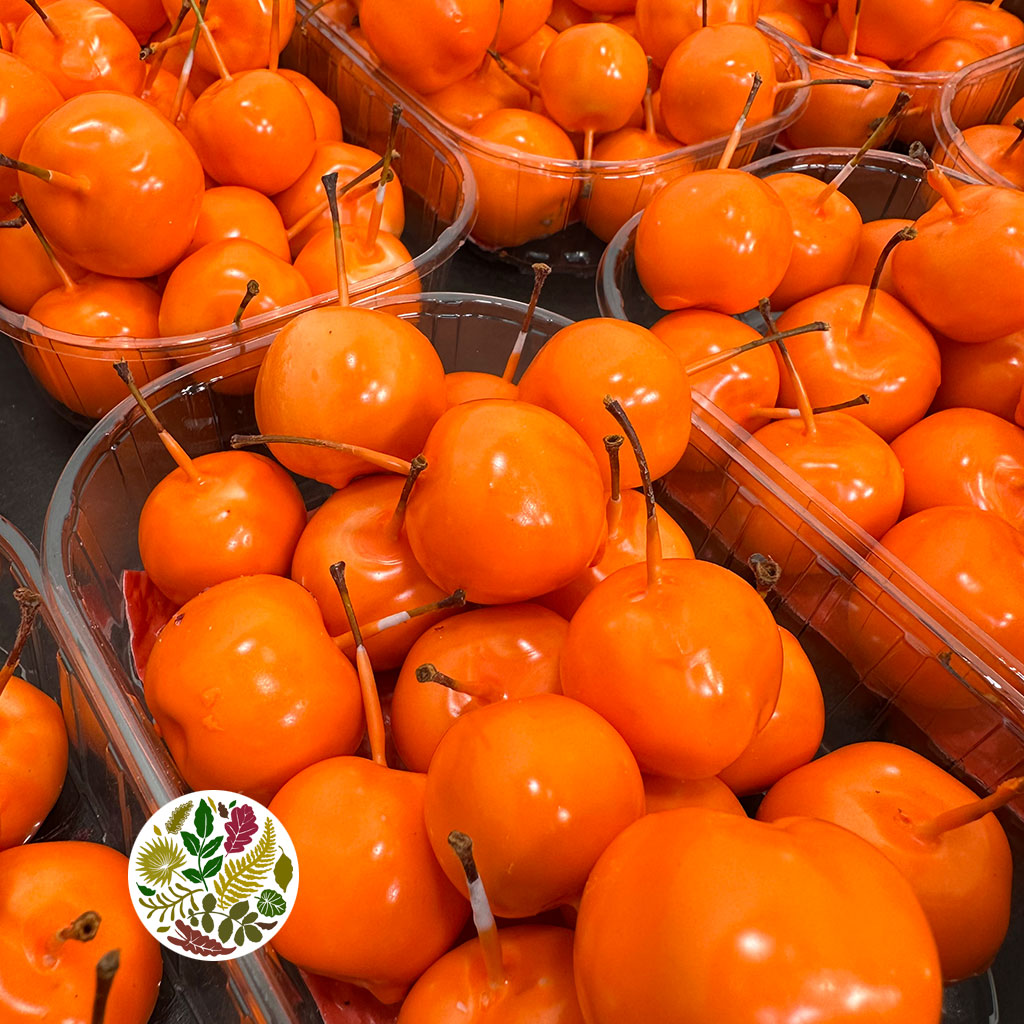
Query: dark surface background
0 247 599 547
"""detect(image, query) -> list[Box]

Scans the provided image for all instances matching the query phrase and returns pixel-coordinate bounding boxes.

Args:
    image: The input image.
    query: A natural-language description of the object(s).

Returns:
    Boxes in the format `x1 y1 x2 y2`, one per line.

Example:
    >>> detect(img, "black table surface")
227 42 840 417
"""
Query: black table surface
0 247 600 548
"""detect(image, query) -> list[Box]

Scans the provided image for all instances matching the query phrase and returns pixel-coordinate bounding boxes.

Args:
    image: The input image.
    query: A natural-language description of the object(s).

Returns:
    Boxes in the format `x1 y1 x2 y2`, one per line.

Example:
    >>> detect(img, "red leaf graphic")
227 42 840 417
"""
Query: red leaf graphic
224 804 258 853
167 920 236 957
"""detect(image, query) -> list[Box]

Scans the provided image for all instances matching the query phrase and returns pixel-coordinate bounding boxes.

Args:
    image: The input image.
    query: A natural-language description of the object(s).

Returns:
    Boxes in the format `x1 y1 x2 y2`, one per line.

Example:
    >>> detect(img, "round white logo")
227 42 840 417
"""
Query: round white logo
128 790 297 960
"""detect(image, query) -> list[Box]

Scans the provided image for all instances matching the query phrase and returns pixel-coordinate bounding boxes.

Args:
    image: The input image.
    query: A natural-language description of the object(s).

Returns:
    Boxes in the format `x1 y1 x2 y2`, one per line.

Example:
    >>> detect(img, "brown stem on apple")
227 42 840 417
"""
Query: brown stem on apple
858 225 916 333
22 0 61 39
332 589 466 652
1004 118 1024 158
230 432 411 474
914 776 1024 841
170 0 206 123
0 587 41 699
603 396 661 588
269 0 281 72
140 26 194 59
910 141 967 217
10 194 75 291
814 393 870 414
91 949 120 1024
501 262 551 383
330 561 387 767
717 71 762 171
115 360 202 483
387 454 427 540
448 831 505 989
186 0 232 81
845 0 862 60
752 393 870 420
0 155 89 195
775 77 873 93
299 0 333 30
759 298 817 440
701 0 707 28
487 49 542 97
322 170 350 307
604 434 624 537
747 553 781 598
363 105 402 255
44 910 102 962
0 214 25 229
140 4 190 100
416 663 494 699
815 90 910 210
683 320 830 376
232 279 260 328
285 160 387 242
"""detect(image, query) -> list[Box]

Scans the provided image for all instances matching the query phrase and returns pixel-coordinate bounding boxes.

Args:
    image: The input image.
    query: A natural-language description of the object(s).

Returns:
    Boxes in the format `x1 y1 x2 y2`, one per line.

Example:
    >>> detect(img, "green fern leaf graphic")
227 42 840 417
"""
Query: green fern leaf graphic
165 799 193 835
214 819 276 909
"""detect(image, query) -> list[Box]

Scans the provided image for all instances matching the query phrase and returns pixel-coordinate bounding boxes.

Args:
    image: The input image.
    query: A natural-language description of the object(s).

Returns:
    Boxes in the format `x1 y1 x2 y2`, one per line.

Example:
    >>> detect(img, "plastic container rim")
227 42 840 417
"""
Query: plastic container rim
327 17 809 176
934 43 1024 190
779 26 1023 86
0 22 479 357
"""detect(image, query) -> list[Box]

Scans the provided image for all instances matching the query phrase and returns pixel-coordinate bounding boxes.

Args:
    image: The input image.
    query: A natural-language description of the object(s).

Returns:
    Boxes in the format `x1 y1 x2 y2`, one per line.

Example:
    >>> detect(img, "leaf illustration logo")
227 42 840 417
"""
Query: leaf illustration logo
128 789 298 962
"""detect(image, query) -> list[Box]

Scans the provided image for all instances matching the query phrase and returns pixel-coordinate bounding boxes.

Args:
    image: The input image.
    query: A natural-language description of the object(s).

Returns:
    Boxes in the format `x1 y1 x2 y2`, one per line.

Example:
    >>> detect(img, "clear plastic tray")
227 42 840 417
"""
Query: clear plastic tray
41 291 1024 1021
596 147 1024 773
776 9 1024 150
0 514 321 1022
314 13 808 273
0 9 476 428
596 147 981 325
934 44 1024 188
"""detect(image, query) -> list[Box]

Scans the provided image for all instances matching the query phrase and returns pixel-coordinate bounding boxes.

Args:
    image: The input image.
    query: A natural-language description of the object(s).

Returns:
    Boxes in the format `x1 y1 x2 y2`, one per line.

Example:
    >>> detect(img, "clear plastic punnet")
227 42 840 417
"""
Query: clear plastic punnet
309 9 810 273
934 44 1024 188
42 292 1024 1021
0 6 475 428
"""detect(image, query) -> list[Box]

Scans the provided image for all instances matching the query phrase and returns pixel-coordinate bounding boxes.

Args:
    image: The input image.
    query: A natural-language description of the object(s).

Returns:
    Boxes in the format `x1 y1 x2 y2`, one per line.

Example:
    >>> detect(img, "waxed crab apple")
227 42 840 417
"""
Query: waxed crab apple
404 400 607 604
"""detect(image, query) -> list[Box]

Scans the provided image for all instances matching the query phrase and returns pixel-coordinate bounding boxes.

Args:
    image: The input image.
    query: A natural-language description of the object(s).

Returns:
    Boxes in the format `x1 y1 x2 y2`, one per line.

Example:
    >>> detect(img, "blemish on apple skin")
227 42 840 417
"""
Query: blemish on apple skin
201 688 220 708
174 613 185 625
202 714 225 732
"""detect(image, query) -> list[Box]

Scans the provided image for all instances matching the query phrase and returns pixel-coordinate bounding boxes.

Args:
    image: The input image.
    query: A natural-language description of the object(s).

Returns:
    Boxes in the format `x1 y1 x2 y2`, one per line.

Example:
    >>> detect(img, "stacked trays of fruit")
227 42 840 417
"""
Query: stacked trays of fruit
0 514 324 1020
39 284 1024 1022
0 0 474 425
310 0 811 270
763 0 1024 147
934 43 1024 186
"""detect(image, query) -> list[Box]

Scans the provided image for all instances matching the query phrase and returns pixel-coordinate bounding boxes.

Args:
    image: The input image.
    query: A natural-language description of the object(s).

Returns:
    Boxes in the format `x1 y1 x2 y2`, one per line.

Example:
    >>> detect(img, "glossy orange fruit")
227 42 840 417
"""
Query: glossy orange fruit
390 602 568 772
0 841 163 1023
270 756 470 1004
758 741 1016 981
290 474 451 670
254 305 446 488
561 557 784 779
635 168 793 314
424 693 645 918
517 318 692 488
144 574 365 803
717 625 824 795
405 400 607 604
574 808 942 1023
